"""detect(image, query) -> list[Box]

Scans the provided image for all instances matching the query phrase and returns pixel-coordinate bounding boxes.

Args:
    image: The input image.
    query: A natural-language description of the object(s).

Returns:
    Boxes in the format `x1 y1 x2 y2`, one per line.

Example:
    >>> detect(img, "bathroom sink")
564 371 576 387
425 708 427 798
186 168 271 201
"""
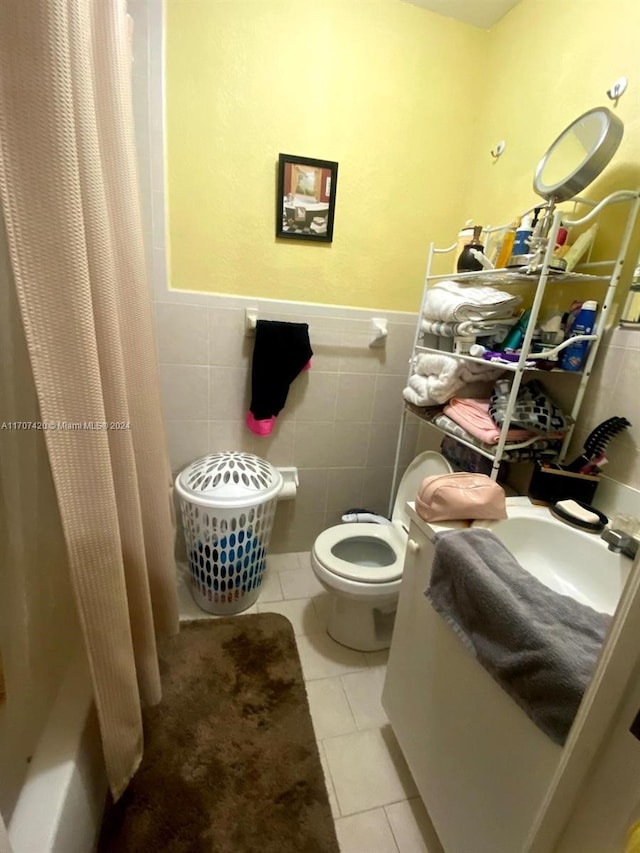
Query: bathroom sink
472 503 631 615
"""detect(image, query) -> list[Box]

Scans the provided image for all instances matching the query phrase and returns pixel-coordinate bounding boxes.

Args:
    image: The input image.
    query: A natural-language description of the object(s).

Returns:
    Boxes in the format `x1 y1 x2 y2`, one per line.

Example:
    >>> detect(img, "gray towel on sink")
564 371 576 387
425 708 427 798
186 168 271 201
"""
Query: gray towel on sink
426 528 611 745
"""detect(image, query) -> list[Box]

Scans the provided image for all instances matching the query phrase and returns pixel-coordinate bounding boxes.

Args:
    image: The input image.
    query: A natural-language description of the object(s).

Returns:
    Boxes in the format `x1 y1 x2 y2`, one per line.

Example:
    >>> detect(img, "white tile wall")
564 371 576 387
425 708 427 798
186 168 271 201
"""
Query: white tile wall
566 325 640 488
157 296 420 551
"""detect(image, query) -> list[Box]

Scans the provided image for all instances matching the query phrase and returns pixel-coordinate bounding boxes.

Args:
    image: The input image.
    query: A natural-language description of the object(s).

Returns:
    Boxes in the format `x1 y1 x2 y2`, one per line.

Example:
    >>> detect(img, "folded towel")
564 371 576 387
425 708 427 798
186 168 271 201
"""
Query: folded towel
421 317 517 338
426 528 611 745
433 412 562 461
424 281 522 323
402 355 504 407
246 320 313 436
444 397 538 445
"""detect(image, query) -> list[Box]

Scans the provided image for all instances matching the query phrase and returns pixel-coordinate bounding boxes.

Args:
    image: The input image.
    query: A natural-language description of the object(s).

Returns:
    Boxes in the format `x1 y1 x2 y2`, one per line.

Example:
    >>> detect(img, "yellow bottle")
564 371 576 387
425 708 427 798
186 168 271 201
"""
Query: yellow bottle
495 218 520 269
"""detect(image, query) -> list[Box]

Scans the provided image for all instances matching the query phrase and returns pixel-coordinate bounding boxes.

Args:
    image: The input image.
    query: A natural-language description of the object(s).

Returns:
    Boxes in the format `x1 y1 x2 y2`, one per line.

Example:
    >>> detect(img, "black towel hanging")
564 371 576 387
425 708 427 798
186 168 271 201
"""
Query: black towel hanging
246 320 313 436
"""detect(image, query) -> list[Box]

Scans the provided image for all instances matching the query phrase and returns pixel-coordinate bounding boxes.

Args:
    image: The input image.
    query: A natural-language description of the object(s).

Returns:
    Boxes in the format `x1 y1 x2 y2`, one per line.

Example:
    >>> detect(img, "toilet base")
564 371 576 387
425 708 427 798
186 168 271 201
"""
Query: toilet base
326 594 397 652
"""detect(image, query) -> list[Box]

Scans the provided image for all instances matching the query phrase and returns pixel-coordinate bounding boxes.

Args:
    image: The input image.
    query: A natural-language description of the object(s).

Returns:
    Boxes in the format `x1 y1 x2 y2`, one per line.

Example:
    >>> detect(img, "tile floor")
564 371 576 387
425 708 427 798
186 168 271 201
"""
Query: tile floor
176 553 444 853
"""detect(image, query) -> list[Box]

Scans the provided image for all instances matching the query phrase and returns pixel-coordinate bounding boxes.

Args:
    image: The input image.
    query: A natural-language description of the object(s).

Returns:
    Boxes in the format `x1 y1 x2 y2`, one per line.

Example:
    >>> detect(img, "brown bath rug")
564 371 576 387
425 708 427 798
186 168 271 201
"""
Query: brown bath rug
98 614 339 853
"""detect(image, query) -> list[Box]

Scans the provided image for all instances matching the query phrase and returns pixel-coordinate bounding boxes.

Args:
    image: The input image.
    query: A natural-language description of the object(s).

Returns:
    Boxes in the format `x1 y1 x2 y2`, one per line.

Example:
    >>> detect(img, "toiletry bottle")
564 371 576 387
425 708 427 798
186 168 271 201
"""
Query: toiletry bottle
457 225 485 272
559 301 597 371
498 309 531 351
495 218 520 268
453 225 474 273
511 214 533 257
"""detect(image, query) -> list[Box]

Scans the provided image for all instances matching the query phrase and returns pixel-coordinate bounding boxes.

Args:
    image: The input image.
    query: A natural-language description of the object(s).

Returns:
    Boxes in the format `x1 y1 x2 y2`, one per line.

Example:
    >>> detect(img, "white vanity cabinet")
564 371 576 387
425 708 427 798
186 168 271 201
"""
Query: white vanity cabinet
381 506 561 853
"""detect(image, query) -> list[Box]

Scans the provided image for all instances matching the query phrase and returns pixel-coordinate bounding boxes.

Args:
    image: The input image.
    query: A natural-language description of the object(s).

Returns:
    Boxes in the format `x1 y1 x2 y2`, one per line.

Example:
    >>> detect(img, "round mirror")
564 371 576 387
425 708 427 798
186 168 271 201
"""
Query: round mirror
533 107 623 202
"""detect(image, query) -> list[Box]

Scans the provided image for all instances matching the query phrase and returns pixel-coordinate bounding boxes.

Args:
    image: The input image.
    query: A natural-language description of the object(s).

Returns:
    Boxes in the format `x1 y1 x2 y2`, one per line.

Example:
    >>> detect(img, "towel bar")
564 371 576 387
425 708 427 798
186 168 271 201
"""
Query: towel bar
244 307 387 349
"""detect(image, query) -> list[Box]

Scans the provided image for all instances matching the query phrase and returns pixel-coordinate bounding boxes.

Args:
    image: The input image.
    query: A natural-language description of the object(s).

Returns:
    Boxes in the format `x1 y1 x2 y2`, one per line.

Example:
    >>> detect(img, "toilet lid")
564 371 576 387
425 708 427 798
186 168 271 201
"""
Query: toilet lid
391 451 452 531
313 523 404 583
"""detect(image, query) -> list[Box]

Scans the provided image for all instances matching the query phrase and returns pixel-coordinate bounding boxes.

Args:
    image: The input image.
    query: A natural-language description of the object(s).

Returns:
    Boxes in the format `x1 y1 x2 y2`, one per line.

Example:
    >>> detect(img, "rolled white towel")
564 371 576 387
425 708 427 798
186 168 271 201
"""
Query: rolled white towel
405 354 505 407
407 357 467 404
403 374 437 407
425 280 522 323
413 352 459 378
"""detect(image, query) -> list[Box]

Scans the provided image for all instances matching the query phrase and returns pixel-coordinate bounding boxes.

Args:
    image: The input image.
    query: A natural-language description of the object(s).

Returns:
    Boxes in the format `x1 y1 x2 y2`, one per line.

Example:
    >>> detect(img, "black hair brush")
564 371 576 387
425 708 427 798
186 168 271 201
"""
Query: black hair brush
564 416 631 472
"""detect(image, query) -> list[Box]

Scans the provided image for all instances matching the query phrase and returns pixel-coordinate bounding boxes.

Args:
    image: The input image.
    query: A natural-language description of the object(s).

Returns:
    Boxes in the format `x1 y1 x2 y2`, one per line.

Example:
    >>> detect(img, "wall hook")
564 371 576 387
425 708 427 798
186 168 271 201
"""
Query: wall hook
491 140 506 160
606 76 628 104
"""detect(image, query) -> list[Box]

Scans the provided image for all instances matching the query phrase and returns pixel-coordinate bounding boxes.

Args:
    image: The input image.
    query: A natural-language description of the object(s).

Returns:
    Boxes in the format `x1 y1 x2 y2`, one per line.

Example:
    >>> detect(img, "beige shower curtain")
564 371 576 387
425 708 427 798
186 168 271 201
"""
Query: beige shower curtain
0 0 179 805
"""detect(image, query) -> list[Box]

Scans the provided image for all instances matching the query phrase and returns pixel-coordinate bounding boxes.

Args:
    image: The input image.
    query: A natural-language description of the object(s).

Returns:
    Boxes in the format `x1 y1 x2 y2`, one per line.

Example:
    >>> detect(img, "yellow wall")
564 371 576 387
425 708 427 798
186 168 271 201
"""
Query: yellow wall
466 0 640 223
165 0 487 311
166 0 640 313
464 0 640 314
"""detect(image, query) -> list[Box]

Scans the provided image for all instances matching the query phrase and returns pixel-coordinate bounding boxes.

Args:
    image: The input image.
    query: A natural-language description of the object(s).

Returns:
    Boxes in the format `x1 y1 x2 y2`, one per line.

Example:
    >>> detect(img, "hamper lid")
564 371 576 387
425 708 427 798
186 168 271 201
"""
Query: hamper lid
175 452 283 508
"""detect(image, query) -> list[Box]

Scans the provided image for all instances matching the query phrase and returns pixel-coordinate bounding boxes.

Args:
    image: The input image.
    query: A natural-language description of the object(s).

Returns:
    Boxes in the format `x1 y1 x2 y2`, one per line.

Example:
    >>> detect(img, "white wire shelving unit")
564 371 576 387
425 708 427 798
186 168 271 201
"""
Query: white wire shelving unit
389 189 640 512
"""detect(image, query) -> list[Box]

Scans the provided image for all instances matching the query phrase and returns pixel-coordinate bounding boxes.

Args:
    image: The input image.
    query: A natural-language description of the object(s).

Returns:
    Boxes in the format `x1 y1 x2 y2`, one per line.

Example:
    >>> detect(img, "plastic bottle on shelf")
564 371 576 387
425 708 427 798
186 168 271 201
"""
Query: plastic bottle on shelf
554 223 568 252
497 309 531 351
511 214 534 256
456 225 485 272
559 300 597 371
453 225 475 274
494 219 520 268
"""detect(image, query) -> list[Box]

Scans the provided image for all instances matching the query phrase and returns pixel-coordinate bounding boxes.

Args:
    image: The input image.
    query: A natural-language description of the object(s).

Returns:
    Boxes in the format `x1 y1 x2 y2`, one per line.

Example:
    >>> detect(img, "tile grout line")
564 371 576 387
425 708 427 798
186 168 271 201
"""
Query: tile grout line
335 806 402 852
318 739 342 820
382 804 404 853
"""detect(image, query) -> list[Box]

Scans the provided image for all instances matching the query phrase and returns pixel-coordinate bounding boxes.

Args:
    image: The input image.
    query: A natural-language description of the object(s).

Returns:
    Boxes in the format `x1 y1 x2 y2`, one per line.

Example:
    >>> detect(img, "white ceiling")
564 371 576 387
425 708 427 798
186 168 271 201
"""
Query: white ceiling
401 0 522 29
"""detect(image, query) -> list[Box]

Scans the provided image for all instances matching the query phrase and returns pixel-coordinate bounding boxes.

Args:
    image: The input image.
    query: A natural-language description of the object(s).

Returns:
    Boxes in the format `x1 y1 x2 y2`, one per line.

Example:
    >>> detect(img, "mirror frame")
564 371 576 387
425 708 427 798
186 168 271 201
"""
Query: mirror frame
533 107 623 203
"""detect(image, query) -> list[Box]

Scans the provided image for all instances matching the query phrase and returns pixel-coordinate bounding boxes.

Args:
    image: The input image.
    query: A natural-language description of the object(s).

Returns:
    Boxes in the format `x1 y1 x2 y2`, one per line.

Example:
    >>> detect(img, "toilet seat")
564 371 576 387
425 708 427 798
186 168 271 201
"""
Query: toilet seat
313 451 453 587
312 523 405 584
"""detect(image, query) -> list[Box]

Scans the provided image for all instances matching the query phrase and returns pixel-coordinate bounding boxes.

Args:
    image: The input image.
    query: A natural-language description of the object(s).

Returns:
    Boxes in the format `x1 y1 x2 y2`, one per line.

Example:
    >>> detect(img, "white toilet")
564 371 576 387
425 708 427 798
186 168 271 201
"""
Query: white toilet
310 451 452 651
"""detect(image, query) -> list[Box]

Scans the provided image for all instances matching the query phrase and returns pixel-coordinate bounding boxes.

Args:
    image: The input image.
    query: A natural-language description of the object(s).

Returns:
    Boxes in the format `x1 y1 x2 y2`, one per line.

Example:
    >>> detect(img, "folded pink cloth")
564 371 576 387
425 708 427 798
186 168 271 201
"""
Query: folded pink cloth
444 397 537 445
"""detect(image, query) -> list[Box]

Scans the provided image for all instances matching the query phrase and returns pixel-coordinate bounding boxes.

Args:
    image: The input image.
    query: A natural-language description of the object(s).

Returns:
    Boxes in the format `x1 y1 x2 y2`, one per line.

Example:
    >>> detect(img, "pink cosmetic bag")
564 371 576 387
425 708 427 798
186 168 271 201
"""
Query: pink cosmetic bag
415 472 507 522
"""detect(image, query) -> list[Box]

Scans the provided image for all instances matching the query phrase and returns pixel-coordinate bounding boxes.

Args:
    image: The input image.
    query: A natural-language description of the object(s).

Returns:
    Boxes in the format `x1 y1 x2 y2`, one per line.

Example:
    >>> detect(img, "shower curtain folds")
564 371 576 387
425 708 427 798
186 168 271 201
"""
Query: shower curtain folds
0 0 179 804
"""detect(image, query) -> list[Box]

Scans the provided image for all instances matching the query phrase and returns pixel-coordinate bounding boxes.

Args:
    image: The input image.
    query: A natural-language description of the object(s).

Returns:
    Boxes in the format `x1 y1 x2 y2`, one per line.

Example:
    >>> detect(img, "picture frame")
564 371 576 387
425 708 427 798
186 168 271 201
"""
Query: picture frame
276 153 338 243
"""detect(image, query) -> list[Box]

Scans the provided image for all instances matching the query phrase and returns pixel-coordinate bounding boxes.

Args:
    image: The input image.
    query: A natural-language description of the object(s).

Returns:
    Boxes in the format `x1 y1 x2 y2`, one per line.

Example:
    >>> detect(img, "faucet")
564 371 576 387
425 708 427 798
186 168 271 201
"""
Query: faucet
601 528 639 560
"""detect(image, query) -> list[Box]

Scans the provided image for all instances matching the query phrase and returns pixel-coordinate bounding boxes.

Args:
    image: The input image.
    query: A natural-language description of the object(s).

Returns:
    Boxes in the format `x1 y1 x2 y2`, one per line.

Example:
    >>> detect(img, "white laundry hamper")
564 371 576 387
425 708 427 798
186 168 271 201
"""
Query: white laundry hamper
175 452 283 615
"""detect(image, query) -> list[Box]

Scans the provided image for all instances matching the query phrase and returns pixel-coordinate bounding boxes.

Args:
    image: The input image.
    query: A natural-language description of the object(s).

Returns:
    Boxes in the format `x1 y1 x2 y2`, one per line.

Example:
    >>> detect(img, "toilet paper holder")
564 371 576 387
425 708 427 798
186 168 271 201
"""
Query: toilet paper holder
276 466 299 500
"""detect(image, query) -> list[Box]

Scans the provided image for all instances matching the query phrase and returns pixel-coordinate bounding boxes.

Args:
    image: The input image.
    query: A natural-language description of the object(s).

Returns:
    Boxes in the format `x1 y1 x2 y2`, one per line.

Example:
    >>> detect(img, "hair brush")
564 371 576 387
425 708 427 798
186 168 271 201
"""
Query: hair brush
565 416 631 472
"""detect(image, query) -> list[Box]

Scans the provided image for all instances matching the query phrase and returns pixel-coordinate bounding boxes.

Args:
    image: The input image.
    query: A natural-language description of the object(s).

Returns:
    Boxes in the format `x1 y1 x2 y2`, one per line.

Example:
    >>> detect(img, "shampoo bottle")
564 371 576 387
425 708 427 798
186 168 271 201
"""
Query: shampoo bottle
511 213 533 256
559 301 597 371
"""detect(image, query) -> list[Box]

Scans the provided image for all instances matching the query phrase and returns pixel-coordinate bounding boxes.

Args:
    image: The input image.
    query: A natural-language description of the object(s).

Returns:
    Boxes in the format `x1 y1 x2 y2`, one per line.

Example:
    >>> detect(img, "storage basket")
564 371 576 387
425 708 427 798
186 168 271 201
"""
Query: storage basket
175 452 283 615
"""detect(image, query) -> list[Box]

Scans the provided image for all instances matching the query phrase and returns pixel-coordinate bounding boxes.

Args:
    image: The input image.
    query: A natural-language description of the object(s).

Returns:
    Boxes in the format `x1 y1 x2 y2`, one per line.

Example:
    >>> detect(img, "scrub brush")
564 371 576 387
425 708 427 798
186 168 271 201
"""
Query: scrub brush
565 416 631 472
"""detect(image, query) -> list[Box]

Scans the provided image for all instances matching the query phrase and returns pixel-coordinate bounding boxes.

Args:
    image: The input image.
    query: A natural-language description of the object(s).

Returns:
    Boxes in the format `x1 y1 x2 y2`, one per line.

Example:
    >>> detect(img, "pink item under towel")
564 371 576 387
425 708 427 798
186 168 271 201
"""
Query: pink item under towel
444 397 537 445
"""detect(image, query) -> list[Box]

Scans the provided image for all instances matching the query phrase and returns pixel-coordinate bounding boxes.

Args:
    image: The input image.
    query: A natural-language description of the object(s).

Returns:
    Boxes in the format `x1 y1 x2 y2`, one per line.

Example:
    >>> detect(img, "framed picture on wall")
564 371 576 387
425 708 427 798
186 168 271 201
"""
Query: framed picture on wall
276 153 339 243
